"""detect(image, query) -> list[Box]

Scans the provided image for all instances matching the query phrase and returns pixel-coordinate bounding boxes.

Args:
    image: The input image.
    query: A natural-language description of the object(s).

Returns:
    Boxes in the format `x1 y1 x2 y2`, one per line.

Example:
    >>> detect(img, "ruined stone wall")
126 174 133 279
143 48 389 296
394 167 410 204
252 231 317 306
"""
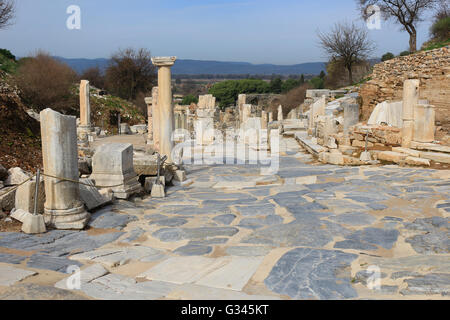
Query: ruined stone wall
360 46 450 125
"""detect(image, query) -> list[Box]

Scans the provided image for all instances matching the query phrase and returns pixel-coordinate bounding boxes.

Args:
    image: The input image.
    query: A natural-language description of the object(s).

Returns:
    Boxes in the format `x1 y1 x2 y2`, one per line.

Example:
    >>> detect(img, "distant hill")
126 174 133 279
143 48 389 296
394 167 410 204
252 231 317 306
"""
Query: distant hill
54 57 327 76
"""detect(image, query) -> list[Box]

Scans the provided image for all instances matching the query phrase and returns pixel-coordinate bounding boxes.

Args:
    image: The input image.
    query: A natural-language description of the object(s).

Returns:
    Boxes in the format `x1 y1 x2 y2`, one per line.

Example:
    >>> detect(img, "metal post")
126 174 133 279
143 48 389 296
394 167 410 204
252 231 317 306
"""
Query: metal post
365 131 369 153
156 153 161 185
118 113 121 135
33 169 40 216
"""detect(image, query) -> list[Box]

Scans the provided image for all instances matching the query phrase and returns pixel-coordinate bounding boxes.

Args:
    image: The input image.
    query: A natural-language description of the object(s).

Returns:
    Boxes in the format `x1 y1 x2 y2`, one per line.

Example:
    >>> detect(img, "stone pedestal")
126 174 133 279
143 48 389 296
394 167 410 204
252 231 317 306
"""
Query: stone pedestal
414 104 435 143
402 79 419 148
152 57 177 162
40 108 90 230
90 143 142 199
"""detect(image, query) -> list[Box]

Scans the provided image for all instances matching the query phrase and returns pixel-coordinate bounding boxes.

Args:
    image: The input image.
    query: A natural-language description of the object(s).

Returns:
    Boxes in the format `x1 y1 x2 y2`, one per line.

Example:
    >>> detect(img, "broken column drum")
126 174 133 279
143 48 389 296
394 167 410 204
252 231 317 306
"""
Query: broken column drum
90 143 142 199
40 108 90 230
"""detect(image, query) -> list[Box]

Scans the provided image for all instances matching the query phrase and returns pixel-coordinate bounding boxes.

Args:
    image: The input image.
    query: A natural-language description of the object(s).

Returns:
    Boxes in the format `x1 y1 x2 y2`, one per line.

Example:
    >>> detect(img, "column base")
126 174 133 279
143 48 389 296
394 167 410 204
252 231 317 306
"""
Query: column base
90 172 142 200
44 204 90 230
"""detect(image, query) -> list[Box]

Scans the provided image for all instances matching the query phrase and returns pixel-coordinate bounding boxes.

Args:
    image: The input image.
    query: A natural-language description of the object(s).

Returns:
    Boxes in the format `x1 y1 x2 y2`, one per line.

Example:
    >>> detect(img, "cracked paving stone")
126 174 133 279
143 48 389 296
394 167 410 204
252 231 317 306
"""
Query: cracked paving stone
404 217 450 254
264 248 358 300
0 230 124 258
158 205 232 216
27 254 83 272
212 214 236 225
189 238 229 245
149 217 188 227
152 227 239 242
226 246 271 257
391 271 422 280
89 210 138 230
367 203 388 211
243 219 349 247
234 204 276 216
334 228 399 251
120 228 145 243
329 212 376 226
0 253 27 264
400 273 450 296
238 215 284 230
173 244 213 256
0 265 37 286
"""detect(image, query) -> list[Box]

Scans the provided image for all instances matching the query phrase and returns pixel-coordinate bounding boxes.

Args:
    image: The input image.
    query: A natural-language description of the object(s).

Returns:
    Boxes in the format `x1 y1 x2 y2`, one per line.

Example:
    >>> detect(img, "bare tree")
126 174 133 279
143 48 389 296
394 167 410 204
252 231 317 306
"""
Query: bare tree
0 0 15 29
318 22 375 85
105 48 156 101
357 0 438 52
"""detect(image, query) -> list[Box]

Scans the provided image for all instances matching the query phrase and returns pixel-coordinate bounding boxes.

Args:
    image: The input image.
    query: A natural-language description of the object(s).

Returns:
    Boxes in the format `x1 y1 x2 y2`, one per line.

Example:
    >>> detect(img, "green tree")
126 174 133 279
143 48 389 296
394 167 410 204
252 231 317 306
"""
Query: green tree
309 76 325 89
281 78 301 93
269 77 282 93
208 79 270 109
319 70 326 79
300 74 305 84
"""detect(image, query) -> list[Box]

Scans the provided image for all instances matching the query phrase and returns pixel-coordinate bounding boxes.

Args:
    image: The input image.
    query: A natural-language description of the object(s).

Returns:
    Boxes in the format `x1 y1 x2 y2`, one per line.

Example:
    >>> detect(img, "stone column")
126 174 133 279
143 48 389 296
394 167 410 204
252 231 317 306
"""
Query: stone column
268 112 273 123
40 108 90 230
278 105 283 121
237 94 246 123
414 104 435 143
241 104 252 126
261 111 268 130
402 79 419 148
152 57 176 162
145 96 153 142
78 80 92 141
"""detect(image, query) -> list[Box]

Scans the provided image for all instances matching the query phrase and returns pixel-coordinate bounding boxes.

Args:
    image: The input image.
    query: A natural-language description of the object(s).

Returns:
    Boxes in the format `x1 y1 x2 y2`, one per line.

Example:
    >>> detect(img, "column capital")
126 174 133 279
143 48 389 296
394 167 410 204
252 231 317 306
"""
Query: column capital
152 56 177 67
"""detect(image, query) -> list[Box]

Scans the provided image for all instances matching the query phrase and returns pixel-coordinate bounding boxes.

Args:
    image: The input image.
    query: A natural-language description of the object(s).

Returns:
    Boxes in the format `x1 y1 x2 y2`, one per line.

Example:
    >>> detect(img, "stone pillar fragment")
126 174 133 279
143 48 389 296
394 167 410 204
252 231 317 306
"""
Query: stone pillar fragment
343 103 360 133
414 104 435 143
261 111 268 130
145 97 153 141
402 79 419 147
241 104 252 126
268 112 273 123
40 108 90 230
152 57 177 162
90 143 141 199
80 80 91 127
237 94 246 123
151 87 160 150
278 105 283 121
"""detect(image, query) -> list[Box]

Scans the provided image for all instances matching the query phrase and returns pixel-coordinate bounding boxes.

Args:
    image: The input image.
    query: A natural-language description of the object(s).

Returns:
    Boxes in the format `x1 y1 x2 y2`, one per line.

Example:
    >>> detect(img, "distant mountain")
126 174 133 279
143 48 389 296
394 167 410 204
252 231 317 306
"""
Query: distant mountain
54 57 327 76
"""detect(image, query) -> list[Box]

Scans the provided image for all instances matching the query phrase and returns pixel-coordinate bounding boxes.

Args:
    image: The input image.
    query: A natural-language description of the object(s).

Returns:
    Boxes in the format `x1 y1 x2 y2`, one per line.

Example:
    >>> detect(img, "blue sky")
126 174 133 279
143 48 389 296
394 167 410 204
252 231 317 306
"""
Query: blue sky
0 0 436 64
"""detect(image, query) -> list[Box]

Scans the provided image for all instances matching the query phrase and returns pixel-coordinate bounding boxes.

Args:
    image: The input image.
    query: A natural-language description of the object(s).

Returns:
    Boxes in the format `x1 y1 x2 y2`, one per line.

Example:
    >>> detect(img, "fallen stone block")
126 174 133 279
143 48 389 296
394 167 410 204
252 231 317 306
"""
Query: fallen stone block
419 151 450 164
14 177 45 214
22 214 47 234
405 156 430 167
328 152 344 165
352 139 374 148
79 178 112 211
133 155 158 176
392 147 421 158
10 208 32 223
5 167 32 186
377 151 408 163
0 186 16 211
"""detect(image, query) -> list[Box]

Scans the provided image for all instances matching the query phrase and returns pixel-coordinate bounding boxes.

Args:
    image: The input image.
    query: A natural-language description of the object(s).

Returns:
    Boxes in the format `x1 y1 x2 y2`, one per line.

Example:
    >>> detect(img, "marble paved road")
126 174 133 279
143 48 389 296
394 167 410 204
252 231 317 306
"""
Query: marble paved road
0 137 449 299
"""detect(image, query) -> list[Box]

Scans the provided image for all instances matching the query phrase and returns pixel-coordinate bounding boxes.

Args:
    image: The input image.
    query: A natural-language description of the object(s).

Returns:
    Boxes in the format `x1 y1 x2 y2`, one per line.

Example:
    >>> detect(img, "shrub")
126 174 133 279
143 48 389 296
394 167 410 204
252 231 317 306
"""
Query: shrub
181 94 198 105
431 17 450 41
399 51 411 56
381 52 395 61
15 51 78 112
208 79 270 109
80 66 105 89
309 76 324 89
